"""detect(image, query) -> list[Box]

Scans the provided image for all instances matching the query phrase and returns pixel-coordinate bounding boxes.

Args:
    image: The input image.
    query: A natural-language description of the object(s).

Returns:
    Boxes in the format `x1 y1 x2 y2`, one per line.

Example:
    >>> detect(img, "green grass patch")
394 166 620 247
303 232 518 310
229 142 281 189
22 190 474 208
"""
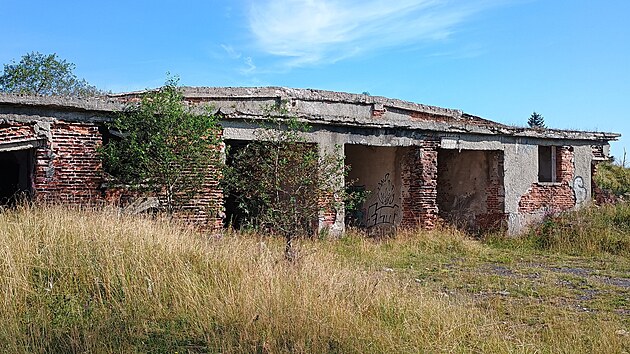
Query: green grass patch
486 203 630 257
595 162 630 196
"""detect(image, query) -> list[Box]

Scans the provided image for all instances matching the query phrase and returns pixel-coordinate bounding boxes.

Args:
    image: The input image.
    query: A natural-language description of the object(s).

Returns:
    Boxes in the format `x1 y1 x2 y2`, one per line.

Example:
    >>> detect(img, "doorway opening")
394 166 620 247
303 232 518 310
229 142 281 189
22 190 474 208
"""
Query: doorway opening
0 148 34 205
345 144 407 233
223 139 250 229
436 149 505 232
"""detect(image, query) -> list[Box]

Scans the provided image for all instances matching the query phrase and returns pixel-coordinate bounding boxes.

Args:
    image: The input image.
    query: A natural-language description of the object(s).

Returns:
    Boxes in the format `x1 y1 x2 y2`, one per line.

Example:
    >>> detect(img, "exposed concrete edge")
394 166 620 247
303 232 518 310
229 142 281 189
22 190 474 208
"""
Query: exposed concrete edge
0 88 621 142
219 112 620 142
0 138 46 152
110 86 464 119
0 93 122 112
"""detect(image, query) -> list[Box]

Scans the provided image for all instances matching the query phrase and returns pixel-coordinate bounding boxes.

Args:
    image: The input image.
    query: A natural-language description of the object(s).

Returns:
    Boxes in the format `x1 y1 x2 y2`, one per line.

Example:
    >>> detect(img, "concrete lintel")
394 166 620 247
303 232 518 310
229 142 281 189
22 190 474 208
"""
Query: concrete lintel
222 125 316 143
223 120 420 148
440 137 504 151
0 139 45 152
439 135 605 151
219 111 617 143
0 105 114 123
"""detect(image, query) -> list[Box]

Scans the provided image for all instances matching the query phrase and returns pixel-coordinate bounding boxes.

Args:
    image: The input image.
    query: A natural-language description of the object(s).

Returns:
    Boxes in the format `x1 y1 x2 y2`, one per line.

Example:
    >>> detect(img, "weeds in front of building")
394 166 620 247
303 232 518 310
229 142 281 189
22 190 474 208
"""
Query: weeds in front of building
0 204 628 353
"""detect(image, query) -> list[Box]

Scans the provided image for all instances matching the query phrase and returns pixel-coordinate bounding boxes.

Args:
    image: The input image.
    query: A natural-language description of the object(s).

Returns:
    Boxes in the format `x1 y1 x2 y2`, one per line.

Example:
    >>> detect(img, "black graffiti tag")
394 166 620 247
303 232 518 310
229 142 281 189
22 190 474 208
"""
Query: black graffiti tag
367 173 400 227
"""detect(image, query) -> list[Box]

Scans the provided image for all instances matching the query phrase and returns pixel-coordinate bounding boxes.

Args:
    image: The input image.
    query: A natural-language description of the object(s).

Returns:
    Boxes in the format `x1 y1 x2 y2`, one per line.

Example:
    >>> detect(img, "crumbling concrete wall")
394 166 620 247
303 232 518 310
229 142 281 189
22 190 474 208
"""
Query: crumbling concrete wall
441 135 601 234
504 142 595 234
437 149 505 232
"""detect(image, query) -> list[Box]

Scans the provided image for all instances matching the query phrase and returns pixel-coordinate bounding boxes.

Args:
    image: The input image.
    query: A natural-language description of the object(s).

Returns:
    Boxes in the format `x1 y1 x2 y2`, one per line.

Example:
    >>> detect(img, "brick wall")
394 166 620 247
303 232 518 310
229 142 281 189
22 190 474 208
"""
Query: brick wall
0 123 36 143
0 119 223 229
34 122 104 204
401 139 439 229
519 146 576 214
102 140 225 230
318 190 338 228
171 164 224 229
477 151 507 231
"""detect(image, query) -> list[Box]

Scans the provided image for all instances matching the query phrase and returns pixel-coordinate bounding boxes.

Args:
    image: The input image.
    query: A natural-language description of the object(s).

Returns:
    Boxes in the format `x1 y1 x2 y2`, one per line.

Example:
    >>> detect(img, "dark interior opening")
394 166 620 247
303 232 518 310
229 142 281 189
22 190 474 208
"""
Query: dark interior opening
223 139 250 229
538 145 554 182
0 149 34 205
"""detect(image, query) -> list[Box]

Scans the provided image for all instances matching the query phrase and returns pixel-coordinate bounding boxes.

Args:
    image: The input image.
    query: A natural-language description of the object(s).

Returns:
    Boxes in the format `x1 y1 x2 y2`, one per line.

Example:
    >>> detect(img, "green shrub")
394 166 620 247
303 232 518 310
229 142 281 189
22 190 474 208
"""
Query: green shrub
525 203 630 256
594 162 630 196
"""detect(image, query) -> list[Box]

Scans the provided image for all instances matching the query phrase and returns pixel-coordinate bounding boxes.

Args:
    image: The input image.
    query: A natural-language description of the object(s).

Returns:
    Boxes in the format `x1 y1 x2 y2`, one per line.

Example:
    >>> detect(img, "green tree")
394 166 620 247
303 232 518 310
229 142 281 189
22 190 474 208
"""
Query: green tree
0 52 101 97
100 77 222 215
223 104 346 260
527 111 546 128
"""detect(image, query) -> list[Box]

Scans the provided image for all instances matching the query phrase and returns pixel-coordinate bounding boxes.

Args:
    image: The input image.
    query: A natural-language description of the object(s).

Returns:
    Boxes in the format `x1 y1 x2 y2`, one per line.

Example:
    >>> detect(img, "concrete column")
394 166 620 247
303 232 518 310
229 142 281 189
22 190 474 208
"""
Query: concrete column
316 139 345 236
503 142 538 234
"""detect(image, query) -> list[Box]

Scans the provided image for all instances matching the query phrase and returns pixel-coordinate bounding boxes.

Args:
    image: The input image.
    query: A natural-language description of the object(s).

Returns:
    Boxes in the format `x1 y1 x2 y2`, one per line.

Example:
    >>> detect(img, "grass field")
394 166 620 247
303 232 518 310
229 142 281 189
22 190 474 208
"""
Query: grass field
0 205 628 353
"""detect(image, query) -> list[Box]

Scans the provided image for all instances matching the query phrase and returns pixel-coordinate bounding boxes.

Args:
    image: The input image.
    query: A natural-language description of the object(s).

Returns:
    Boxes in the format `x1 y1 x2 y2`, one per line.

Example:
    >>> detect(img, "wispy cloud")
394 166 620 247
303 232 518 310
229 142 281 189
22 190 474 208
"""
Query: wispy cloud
221 44 242 59
241 57 257 74
248 0 496 67
221 44 259 75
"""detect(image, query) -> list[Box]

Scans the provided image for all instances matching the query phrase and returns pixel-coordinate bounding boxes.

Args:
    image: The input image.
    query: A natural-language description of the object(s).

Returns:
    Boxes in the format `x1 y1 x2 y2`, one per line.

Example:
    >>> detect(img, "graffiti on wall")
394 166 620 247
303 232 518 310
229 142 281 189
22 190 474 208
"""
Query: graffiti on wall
366 173 400 227
573 176 587 205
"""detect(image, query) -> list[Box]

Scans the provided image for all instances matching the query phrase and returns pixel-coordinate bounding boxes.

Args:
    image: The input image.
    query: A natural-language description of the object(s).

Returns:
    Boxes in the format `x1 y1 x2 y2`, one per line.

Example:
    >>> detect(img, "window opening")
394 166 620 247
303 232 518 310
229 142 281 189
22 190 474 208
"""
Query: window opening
538 145 557 182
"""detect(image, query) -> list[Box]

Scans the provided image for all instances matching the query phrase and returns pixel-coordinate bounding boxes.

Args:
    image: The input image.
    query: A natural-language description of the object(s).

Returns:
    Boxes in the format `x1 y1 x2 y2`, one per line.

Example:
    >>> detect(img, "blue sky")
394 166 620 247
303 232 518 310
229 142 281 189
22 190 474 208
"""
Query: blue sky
2 0 629 159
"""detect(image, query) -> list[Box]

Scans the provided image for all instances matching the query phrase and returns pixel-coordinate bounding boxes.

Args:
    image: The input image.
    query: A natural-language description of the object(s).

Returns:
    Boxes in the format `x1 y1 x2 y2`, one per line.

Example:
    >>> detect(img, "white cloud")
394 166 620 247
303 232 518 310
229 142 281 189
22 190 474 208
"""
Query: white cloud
248 0 495 66
221 44 242 59
221 44 259 75
241 56 257 74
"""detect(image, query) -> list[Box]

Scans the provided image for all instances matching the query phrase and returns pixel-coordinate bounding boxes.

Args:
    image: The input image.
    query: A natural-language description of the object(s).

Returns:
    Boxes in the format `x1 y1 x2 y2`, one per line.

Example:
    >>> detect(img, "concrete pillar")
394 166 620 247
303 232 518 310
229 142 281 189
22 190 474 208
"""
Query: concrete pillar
317 140 345 236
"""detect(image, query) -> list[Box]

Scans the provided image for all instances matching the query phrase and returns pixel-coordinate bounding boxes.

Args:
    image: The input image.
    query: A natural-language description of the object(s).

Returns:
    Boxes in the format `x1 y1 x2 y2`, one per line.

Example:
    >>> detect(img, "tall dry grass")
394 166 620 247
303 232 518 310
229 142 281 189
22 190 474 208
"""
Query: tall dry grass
516 202 630 256
0 205 626 352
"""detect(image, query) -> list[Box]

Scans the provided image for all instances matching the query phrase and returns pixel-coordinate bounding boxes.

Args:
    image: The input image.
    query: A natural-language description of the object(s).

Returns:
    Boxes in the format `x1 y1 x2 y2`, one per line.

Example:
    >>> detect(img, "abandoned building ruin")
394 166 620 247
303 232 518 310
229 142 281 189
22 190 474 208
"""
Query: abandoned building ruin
0 87 620 235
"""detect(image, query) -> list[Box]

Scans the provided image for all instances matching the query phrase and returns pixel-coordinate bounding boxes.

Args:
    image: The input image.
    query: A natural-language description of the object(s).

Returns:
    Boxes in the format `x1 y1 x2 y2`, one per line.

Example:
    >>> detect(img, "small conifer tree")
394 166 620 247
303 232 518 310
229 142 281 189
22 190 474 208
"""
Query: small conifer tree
528 111 546 128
